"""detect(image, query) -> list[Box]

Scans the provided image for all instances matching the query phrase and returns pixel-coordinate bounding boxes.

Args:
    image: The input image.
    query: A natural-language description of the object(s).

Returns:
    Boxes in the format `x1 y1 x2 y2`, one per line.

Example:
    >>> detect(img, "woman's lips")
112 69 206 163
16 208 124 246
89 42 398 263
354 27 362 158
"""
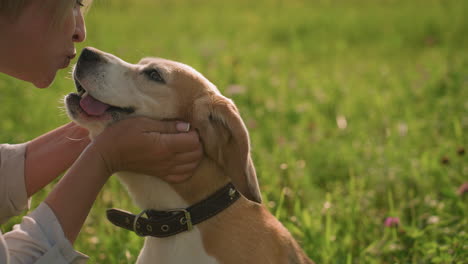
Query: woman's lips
60 54 76 69
60 57 71 69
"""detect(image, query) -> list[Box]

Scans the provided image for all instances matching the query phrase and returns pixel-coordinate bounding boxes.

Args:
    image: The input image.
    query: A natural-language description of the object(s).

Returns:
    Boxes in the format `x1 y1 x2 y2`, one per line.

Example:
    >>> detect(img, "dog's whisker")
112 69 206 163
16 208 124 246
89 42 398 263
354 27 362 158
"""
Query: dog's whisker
134 48 145 57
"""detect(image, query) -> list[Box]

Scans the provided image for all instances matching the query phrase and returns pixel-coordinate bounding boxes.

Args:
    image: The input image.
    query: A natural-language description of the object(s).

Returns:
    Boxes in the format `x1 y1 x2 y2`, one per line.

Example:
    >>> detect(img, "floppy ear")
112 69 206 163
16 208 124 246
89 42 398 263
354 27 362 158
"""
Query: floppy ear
193 94 262 203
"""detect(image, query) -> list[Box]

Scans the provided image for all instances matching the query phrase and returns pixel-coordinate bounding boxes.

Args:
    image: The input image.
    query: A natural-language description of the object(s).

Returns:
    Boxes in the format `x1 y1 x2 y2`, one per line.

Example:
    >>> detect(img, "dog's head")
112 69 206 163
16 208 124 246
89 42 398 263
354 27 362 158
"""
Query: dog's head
65 47 261 203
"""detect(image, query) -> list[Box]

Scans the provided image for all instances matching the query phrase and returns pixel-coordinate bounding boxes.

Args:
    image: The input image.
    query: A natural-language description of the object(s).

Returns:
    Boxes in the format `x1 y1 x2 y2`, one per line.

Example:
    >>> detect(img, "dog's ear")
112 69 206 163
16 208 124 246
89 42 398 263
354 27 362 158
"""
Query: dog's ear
193 94 262 203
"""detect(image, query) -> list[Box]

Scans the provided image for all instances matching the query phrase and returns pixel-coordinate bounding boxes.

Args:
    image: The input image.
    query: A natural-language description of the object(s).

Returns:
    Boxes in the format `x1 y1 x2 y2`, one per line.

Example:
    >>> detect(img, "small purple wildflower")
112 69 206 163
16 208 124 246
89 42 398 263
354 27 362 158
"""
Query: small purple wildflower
384 217 400 228
457 182 468 196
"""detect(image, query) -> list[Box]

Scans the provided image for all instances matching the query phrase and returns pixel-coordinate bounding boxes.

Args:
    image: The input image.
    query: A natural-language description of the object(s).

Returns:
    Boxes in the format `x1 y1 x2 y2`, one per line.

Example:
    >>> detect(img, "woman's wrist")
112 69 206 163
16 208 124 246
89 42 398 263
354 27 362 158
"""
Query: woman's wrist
81 142 115 177
25 122 90 196
45 144 112 243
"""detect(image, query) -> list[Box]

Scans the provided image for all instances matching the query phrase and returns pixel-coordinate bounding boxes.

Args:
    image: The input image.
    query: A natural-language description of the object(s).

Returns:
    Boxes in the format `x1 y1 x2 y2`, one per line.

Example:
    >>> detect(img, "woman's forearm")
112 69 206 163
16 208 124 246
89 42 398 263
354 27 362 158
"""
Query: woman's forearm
24 122 90 197
45 144 110 243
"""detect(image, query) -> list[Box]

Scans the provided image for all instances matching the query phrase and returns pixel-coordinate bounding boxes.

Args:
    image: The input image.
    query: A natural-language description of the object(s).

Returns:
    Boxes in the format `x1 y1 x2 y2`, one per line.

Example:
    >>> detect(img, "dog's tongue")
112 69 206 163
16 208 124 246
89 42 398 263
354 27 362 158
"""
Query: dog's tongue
80 94 110 116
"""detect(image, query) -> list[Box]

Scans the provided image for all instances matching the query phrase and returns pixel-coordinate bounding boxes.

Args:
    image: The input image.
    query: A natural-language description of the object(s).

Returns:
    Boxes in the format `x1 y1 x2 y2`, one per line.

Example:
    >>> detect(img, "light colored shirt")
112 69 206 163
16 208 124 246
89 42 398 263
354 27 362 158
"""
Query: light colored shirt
0 143 88 264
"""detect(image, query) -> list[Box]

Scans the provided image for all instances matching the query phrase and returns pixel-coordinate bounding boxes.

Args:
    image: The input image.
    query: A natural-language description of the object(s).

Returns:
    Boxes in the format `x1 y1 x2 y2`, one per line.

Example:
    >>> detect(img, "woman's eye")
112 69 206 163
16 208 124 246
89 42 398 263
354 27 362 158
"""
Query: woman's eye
76 0 84 7
146 69 165 83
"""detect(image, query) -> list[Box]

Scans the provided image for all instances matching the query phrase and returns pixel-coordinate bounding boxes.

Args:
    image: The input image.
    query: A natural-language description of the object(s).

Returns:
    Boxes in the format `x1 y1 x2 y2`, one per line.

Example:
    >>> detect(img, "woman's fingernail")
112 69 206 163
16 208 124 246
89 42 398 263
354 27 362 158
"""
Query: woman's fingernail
176 122 190 132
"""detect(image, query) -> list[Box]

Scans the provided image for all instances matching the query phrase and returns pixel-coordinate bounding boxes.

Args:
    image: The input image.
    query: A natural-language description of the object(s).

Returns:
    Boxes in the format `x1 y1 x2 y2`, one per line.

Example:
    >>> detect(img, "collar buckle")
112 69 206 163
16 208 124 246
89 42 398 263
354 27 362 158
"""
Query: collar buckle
133 209 150 237
167 208 193 231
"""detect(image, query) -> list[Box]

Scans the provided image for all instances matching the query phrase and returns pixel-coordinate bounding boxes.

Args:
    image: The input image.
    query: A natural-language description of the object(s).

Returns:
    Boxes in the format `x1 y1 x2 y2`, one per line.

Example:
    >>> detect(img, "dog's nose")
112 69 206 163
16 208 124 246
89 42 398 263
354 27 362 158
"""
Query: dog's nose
79 47 102 63
75 47 104 80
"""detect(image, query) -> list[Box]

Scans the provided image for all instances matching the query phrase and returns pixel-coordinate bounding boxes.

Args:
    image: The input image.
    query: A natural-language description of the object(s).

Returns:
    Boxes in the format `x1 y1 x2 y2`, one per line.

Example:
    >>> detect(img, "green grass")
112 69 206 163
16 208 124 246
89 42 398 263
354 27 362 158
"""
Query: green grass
1 0 467 263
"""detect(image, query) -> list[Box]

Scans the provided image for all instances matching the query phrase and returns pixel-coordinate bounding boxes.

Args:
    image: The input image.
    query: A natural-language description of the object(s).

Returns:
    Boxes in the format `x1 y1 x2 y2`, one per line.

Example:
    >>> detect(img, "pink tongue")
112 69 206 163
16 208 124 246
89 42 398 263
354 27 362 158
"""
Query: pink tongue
80 94 110 116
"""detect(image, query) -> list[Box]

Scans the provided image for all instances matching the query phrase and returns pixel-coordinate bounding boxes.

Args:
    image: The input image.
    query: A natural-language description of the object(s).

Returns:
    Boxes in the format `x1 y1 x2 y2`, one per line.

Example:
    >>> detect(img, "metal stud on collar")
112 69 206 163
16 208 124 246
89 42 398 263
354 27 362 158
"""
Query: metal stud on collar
229 188 236 200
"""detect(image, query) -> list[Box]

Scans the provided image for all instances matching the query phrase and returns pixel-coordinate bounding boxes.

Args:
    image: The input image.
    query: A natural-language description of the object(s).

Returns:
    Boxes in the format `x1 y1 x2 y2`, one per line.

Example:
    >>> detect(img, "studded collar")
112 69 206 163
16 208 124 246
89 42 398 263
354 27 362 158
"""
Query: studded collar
106 183 240 238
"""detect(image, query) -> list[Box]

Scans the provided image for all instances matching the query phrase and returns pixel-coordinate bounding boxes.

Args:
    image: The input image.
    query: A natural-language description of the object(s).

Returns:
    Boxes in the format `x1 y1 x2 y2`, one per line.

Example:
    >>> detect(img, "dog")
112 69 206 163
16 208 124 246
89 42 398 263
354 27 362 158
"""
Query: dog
65 47 313 264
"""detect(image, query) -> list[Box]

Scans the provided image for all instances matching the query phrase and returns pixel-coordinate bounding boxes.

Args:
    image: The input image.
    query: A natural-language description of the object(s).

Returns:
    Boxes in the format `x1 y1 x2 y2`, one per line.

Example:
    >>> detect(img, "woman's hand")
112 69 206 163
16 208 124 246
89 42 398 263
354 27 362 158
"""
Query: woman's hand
89 117 203 183
46 118 202 243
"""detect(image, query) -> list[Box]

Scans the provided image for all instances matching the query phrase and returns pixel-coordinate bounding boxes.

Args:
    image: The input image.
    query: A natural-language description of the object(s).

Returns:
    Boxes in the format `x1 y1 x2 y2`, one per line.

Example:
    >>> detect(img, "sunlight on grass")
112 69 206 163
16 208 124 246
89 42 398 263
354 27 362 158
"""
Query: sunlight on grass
1 0 467 263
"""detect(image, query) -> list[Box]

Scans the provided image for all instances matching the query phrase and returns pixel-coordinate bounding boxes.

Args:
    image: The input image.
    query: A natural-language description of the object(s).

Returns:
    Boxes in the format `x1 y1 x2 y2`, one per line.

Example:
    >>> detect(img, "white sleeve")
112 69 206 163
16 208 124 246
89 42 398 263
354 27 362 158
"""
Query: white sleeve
3 203 88 264
0 143 30 225
1 230 10 264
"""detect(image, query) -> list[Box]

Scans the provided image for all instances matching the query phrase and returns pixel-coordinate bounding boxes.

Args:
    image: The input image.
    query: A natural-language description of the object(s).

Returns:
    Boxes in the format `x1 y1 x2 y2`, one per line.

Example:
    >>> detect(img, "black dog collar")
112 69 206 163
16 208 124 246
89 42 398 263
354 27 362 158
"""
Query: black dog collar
106 183 241 238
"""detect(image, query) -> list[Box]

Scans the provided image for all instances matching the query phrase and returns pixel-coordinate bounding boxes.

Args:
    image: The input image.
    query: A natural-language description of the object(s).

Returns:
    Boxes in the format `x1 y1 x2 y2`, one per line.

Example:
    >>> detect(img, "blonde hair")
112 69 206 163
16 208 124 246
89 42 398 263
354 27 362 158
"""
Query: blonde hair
0 0 93 22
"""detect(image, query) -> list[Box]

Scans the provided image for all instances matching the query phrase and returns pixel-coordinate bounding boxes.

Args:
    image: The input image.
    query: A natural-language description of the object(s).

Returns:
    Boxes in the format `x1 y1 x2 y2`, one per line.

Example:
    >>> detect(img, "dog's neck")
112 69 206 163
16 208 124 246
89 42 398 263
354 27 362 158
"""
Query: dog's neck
172 158 231 205
117 157 231 211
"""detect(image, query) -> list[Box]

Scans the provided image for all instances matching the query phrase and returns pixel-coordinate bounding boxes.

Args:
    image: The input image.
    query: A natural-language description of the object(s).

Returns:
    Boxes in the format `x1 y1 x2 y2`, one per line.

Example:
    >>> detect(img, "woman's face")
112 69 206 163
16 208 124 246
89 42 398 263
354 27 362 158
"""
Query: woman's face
1 0 86 88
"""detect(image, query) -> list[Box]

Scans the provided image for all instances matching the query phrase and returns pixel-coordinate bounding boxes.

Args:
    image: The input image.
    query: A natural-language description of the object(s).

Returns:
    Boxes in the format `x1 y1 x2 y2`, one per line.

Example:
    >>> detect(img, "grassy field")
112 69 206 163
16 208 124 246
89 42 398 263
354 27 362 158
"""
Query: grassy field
1 0 467 263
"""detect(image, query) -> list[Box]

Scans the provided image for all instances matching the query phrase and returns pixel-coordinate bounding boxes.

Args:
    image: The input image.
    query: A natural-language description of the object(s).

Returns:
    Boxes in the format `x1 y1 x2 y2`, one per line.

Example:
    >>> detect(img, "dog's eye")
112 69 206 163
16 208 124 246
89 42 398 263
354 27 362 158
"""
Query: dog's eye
145 69 165 83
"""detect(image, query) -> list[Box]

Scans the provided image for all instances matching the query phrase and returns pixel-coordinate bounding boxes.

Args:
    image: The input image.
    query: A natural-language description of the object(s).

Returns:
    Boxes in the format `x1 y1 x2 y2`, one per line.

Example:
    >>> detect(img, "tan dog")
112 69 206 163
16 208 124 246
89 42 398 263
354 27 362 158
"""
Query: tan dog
65 47 313 264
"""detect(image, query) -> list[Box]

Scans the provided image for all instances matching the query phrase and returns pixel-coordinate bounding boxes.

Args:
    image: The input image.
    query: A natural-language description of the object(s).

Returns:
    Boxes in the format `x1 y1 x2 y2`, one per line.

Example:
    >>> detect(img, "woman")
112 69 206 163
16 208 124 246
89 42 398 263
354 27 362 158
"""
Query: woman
0 0 203 263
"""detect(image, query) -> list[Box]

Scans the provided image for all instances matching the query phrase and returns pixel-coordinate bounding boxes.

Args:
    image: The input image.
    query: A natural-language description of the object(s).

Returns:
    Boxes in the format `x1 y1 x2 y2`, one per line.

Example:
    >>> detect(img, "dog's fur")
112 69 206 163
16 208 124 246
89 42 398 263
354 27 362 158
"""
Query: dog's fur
65 47 313 264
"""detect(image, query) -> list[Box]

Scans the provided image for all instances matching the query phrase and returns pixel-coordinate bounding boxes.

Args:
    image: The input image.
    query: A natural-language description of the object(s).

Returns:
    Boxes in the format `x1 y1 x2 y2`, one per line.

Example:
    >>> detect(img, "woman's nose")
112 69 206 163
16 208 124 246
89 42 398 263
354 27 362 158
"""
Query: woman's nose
73 10 86 42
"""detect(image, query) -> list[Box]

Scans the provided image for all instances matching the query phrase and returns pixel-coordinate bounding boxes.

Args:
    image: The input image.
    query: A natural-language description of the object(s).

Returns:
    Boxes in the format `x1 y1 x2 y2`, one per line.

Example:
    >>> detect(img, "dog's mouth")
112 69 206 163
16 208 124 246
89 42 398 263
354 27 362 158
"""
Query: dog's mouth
70 76 135 117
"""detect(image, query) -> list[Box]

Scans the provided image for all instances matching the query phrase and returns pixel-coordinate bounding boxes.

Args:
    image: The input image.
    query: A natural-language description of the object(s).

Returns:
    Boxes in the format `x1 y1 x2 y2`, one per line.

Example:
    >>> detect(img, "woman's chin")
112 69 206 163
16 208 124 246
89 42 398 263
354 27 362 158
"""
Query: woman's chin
32 72 56 88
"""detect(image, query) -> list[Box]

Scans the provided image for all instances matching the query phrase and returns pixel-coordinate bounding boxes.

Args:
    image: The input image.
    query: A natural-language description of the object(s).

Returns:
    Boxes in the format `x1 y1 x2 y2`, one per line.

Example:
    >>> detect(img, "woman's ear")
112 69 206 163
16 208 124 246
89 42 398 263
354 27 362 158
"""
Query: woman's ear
193 94 262 203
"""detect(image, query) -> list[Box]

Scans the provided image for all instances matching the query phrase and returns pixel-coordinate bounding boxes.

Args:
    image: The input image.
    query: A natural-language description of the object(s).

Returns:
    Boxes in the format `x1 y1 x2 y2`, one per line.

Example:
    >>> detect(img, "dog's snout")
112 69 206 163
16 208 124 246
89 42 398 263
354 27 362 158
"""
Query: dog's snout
79 47 102 63
75 47 106 82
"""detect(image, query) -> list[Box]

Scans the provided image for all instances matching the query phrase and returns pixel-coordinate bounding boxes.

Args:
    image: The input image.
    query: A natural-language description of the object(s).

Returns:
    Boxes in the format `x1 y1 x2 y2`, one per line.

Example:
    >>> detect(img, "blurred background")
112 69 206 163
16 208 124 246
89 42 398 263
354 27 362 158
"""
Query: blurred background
1 0 467 263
